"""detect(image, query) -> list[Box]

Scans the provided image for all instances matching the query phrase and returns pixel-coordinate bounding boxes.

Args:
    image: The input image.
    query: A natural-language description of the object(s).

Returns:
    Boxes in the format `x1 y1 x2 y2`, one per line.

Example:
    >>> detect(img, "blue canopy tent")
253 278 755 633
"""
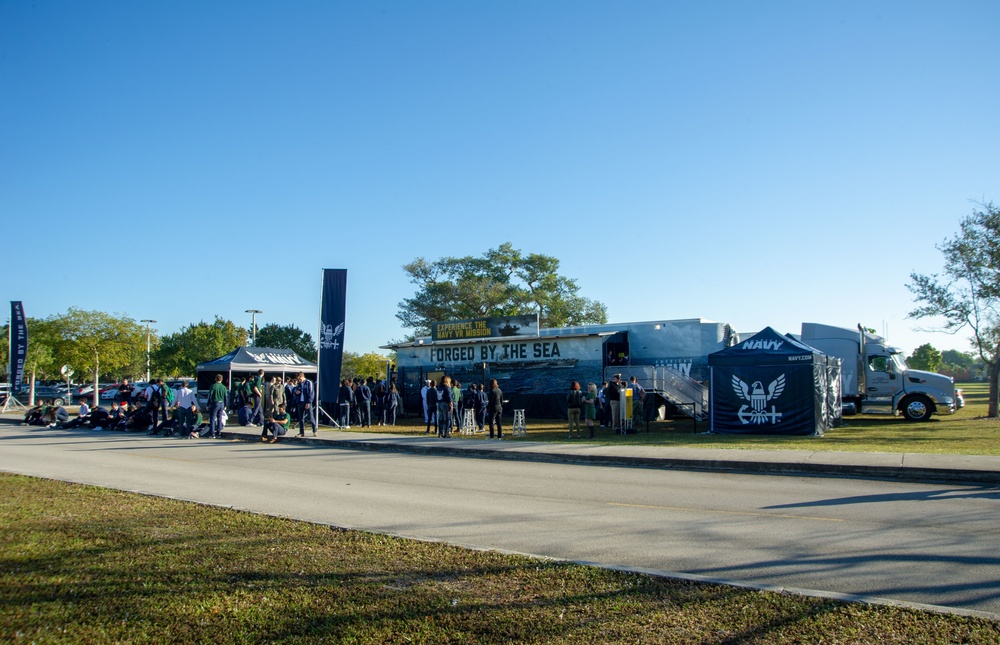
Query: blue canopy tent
195 347 317 392
708 327 840 436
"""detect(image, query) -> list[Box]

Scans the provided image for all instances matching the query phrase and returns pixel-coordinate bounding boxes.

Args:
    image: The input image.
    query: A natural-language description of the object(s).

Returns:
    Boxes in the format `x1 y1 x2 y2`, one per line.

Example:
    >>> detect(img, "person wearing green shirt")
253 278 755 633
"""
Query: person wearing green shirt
262 403 291 443
250 369 264 425
207 374 228 439
186 402 204 439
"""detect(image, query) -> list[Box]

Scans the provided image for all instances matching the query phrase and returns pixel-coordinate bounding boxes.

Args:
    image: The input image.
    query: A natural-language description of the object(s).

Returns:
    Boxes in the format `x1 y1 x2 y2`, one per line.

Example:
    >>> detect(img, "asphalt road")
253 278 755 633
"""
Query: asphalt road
2 425 999 617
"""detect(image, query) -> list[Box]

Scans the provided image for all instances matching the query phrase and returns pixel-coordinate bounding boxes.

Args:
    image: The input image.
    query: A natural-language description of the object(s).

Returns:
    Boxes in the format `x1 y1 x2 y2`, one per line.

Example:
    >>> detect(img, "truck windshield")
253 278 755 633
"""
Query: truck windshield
890 353 907 372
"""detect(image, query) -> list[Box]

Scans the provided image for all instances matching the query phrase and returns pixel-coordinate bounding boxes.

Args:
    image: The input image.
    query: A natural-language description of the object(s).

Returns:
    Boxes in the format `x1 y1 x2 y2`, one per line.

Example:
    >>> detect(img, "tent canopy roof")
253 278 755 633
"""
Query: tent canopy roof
196 346 317 373
708 327 827 366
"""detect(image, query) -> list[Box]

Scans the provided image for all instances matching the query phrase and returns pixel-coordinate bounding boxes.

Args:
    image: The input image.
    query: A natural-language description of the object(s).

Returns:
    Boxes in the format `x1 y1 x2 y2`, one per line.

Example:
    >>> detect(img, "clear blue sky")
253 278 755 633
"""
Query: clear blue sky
3 1 998 358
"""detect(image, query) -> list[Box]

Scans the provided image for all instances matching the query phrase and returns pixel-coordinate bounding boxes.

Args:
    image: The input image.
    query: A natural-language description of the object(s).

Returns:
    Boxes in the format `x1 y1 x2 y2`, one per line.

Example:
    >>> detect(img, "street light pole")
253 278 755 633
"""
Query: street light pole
140 319 156 383
245 309 262 346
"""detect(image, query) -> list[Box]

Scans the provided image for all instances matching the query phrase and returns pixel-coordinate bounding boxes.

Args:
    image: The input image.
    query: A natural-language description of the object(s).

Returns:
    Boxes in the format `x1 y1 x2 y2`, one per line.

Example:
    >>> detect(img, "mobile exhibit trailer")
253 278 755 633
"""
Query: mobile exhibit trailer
385 317 736 419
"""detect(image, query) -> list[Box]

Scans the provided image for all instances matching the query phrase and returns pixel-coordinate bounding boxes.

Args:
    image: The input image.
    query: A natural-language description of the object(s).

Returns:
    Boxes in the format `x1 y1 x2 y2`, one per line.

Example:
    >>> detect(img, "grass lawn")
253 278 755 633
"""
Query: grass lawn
341 382 1000 456
2 473 997 644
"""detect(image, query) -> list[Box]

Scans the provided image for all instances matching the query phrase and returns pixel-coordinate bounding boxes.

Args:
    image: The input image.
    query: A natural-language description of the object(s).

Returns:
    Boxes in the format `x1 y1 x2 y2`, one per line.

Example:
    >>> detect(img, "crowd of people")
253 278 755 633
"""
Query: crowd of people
20 370 651 443
579 373 647 436
418 377 504 439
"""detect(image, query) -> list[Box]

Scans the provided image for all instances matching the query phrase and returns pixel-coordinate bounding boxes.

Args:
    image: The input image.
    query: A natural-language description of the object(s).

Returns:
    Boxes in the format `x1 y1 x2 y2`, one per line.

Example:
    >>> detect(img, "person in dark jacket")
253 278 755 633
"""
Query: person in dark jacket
475 383 488 432
436 376 453 438
337 379 353 428
487 379 503 440
295 372 316 437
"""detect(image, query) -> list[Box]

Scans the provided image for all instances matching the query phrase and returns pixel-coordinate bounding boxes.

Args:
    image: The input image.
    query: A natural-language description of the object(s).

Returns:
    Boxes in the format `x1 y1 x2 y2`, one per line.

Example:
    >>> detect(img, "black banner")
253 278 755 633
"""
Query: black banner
318 269 347 404
10 302 27 393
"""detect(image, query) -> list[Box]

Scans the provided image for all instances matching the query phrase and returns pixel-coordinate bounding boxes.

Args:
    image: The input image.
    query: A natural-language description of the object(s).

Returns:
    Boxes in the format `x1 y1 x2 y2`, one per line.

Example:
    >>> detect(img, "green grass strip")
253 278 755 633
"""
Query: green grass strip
1 473 996 643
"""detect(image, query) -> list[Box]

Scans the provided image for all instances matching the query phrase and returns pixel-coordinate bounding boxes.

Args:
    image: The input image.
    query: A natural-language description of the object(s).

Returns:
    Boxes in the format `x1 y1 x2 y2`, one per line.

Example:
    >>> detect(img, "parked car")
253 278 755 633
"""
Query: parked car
31 385 80 407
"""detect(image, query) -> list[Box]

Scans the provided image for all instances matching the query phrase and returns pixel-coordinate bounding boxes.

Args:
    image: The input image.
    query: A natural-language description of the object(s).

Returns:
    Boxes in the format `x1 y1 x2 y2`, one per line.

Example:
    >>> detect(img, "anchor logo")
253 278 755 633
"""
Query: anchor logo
320 322 344 350
732 374 785 424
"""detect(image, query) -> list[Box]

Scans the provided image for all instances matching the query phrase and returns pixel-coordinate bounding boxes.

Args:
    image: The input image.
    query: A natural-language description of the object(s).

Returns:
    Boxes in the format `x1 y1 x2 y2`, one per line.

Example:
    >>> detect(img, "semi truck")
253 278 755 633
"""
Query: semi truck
799 322 961 421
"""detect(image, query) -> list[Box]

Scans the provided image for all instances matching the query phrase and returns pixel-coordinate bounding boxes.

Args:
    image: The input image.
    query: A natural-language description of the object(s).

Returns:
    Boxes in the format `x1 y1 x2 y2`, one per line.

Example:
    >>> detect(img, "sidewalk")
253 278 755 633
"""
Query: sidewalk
219 424 1000 486
4 413 999 485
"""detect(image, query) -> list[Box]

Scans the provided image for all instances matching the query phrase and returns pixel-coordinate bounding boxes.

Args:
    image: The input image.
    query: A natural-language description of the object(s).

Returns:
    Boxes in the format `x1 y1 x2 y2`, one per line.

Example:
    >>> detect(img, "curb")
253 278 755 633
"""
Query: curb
223 432 1000 486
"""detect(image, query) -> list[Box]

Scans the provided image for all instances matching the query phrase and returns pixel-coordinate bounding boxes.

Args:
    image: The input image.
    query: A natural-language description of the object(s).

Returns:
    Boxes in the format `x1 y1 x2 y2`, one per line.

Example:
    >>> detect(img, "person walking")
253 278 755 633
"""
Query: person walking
295 372 316 437
487 378 503 440
207 374 228 439
566 381 583 439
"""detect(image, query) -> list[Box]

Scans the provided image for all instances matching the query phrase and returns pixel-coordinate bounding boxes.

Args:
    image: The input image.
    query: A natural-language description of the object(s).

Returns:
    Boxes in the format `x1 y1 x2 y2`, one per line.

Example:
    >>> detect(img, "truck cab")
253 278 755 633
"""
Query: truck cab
800 323 960 421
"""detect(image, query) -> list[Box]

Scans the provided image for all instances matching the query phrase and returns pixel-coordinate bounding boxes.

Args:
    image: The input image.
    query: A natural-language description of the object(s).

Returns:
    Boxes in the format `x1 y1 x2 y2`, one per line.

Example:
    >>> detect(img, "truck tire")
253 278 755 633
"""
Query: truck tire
52 397 65 407
901 396 933 422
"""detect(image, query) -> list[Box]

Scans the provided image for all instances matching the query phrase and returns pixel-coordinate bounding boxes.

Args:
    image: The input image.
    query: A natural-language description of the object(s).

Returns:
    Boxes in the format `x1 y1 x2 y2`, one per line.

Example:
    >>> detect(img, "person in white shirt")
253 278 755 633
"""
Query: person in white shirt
173 380 198 436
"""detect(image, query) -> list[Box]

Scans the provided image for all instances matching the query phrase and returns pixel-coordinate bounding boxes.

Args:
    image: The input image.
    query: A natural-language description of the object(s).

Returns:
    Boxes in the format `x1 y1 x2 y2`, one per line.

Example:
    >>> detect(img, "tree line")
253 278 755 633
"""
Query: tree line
0 310 388 385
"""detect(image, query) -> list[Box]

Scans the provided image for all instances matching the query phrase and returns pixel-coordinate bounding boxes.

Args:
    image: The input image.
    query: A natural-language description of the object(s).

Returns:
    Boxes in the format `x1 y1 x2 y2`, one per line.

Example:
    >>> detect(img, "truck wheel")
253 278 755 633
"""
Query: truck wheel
901 396 933 422
52 397 64 407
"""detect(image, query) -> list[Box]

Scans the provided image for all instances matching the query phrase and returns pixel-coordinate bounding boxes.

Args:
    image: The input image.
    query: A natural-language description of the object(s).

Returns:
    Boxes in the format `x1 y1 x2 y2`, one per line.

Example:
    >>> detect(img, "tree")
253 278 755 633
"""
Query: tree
906 344 942 372
939 349 977 380
254 323 317 360
341 351 391 382
907 202 1000 416
51 309 147 406
153 317 248 377
397 243 608 336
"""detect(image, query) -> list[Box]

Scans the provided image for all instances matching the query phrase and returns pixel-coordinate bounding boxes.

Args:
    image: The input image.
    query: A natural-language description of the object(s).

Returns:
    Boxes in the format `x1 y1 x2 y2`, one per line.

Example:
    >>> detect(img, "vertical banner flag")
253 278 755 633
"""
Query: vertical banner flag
10 301 27 393
318 269 347 404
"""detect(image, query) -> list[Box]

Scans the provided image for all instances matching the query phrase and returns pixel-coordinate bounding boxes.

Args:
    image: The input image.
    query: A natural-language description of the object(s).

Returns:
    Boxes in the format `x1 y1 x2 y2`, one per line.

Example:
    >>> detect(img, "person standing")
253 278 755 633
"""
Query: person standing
475 383 488 432
583 382 599 438
207 374 228 439
296 372 316 437
420 380 432 429
117 379 134 406
598 381 608 428
566 381 583 439
249 369 264 426
283 377 298 422
628 376 646 427
383 382 399 426
424 379 438 434
174 380 198 437
451 380 462 434
436 376 453 438
337 379 353 428
355 378 372 428
607 375 622 433
487 379 504 440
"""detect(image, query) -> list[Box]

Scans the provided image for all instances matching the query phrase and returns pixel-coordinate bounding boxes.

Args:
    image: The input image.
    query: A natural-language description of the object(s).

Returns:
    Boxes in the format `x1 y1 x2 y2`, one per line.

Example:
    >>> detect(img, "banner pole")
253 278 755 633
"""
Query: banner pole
316 270 341 428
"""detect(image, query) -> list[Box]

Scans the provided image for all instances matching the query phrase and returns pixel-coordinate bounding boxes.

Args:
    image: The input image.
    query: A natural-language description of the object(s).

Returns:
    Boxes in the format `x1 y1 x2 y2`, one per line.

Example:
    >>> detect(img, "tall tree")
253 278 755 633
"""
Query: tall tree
397 243 608 336
908 202 1000 416
153 317 248 377
906 344 942 372
254 323 317 360
51 309 147 406
341 351 391 382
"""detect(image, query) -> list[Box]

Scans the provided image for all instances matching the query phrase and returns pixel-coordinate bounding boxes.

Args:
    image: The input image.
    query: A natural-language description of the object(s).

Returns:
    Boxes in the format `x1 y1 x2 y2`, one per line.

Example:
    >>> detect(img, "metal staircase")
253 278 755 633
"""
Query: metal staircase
650 366 708 421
